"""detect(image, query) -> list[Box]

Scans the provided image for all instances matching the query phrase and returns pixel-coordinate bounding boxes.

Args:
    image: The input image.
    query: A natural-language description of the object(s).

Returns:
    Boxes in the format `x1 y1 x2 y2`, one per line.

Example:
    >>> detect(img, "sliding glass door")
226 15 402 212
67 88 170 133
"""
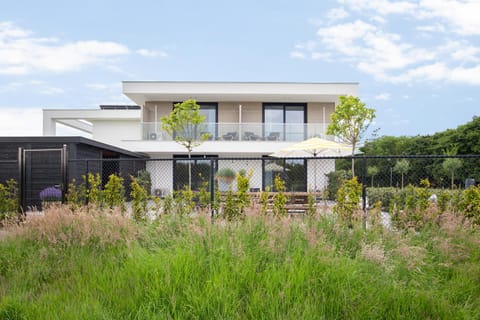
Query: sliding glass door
263 103 306 141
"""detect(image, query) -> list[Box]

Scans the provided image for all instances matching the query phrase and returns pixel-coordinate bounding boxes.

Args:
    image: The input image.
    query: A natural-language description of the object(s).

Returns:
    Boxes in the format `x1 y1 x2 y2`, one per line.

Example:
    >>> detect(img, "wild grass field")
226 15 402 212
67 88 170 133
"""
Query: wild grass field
1 206 479 319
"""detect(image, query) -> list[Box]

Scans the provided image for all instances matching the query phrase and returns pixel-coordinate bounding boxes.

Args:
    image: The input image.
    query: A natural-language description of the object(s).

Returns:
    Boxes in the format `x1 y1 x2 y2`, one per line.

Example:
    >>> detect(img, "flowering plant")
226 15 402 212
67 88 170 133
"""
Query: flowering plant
39 186 62 202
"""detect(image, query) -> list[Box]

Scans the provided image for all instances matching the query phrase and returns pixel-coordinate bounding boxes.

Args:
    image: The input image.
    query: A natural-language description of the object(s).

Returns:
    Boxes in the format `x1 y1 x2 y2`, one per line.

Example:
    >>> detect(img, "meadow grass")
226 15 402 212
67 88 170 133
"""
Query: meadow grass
0 206 479 319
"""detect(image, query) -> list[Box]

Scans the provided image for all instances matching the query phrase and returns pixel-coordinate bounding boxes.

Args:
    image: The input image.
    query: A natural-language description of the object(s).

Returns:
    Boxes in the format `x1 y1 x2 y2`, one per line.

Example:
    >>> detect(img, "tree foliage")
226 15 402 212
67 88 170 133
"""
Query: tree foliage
161 99 209 189
327 95 375 176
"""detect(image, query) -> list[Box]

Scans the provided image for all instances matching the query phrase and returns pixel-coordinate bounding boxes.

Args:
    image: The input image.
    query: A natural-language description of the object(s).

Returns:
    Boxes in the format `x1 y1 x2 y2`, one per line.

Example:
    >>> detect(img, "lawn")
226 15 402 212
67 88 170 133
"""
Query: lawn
1 206 479 319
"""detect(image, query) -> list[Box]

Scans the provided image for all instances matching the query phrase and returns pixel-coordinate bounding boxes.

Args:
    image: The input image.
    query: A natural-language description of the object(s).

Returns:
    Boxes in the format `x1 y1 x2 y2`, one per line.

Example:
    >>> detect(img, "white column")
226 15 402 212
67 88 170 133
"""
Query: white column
42 110 56 136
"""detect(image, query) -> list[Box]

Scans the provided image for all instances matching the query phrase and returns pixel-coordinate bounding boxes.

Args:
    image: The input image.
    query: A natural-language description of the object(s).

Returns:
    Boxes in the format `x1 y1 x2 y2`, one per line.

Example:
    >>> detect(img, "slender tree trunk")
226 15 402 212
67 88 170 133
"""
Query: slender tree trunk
188 148 192 191
451 172 454 190
401 173 404 189
351 142 356 177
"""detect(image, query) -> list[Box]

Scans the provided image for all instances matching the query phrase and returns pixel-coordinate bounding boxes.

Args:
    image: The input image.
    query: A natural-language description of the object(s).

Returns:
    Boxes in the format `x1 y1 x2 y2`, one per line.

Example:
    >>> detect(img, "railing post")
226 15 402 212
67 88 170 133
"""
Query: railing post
17 147 24 216
210 158 215 222
85 160 89 205
361 156 367 226
61 144 68 204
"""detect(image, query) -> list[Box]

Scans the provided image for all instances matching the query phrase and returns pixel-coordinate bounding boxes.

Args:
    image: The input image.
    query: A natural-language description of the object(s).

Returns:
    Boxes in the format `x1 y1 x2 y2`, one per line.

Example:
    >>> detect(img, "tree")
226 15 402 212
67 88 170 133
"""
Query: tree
367 166 379 187
442 146 462 189
161 99 209 190
394 159 410 189
327 95 375 176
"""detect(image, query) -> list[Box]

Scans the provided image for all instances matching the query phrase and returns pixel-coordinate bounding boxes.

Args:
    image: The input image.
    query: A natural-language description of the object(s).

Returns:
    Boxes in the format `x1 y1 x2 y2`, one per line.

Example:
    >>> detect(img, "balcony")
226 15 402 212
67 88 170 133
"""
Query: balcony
142 122 332 142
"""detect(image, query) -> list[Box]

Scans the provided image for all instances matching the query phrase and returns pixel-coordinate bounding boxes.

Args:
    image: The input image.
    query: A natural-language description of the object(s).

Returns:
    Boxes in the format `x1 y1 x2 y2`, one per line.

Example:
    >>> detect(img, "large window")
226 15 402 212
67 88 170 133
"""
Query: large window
263 103 306 141
263 157 306 192
199 103 217 139
173 155 217 191
172 102 217 140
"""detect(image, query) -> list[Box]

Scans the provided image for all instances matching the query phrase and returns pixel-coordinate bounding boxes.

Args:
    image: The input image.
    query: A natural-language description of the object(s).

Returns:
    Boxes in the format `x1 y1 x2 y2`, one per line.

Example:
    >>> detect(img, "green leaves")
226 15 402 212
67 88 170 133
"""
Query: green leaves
327 95 376 153
160 99 208 152
327 95 375 176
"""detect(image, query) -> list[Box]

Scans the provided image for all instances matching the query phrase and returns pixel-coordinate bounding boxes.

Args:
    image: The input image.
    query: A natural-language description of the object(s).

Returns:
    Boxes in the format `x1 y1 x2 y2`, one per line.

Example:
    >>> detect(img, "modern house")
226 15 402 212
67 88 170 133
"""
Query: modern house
43 81 358 193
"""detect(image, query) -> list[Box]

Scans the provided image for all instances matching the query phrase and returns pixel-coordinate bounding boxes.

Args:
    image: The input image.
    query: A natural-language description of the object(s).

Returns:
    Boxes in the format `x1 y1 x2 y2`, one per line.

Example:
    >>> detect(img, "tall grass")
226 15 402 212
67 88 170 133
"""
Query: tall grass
1 206 479 319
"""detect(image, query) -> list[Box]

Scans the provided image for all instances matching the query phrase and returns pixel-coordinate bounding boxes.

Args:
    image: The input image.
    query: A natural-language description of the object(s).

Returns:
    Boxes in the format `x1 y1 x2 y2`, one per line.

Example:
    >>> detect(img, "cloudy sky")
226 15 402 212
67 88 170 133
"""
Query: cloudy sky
0 0 479 137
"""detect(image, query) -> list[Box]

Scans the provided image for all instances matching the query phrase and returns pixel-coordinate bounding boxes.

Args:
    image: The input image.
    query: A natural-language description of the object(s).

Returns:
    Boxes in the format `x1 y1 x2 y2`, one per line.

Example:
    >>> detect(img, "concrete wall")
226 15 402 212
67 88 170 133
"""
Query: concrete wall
91 120 141 147
306 158 335 191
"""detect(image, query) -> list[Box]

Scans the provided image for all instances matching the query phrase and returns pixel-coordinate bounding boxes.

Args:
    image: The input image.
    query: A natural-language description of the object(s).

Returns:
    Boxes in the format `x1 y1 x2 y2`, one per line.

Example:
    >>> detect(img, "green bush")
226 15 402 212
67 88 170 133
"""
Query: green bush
136 169 151 195
333 177 362 227
0 179 18 220
460 185 480 225
272 175 288 217
326 170 349 200
102 174 126 211
366 187 397 209
130 177 149 221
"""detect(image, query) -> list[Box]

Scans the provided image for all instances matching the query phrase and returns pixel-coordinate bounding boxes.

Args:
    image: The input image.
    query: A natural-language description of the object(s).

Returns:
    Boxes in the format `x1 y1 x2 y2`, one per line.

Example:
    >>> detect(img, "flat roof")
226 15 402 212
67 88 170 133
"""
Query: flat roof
122 81 359 105
0 136 147 158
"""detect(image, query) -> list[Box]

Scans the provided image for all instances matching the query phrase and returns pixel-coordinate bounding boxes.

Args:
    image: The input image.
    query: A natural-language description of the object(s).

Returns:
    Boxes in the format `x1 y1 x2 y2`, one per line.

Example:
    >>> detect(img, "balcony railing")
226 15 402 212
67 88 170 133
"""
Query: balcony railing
142 122 332 142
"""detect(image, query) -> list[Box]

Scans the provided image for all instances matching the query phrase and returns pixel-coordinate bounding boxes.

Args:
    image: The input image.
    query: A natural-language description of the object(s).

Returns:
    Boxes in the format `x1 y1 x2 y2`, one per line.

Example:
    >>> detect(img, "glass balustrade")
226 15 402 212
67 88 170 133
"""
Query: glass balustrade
142 122 332 141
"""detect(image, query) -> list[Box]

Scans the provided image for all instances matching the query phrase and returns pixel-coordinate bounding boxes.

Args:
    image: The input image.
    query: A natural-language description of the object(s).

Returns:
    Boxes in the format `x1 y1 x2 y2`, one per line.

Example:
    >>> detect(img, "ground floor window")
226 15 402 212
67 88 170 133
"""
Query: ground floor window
173 155 217 191
262 158 306 192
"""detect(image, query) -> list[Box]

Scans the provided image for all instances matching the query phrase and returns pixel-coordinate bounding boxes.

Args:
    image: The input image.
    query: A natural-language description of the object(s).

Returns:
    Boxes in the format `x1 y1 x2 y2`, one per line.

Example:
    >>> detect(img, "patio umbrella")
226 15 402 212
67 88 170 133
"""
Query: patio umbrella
270 137 351 191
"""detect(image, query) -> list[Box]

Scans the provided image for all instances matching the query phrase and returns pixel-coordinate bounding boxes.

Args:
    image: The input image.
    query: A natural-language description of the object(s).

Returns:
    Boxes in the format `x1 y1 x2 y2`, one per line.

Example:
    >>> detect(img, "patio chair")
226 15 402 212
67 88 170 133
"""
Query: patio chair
244 131 261 141
267 132 280 141
222 132 238 140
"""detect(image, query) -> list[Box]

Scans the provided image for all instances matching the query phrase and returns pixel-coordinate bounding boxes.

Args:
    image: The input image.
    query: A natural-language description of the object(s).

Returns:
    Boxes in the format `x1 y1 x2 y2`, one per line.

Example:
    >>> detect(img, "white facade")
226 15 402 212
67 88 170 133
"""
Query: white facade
43 81 358 192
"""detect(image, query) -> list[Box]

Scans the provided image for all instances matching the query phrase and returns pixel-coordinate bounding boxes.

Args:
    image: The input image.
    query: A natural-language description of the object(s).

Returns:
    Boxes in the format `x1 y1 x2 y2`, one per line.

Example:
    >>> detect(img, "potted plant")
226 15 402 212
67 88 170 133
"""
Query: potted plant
39 186 62 209
216 168 236 191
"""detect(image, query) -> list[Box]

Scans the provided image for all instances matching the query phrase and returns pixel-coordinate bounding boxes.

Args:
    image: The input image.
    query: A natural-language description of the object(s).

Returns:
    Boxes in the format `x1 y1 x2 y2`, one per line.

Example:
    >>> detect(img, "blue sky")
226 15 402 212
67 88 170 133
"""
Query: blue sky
0 0 479 137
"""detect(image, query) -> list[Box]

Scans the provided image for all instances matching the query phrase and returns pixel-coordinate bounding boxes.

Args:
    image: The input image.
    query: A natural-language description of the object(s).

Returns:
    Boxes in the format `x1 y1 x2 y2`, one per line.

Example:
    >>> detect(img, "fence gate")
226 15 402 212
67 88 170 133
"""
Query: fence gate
19 145 67 211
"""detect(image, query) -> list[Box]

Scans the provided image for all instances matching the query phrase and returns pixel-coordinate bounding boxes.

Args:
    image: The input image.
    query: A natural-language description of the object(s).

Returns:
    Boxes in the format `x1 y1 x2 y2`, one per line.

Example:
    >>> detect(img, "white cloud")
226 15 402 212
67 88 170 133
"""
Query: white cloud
375 93 390 100
290 51 306 59
38 87 64 95
0 107 43 136
136 48 167 57
416 24 445 33
0 21 130 75
418 0 480 36
326 7 350 22
292 1 480 86
316 20 435 80
338 0 417 15
1 80 67 96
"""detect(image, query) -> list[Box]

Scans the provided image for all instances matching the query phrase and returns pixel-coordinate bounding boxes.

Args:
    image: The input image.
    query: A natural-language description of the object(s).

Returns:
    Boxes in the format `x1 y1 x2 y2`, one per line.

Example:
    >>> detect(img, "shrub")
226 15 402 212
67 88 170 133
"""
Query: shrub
259 186 270 216
102 174 126 211
272 176 288 217
0 179 18 220
84 173 102 207
366 187 397 210
333 177 362 227
65 179 82 211
460 185 480 225
136 170 152 195
236 170 252 216
130 177 148 222
326 170 349 200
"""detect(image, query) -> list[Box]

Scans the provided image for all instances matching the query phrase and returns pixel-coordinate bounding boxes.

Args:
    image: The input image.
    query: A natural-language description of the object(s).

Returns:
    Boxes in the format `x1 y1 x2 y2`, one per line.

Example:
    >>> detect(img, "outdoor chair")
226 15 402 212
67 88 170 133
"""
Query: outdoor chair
244 131 261 141
222 132 238 140
267 132 280 141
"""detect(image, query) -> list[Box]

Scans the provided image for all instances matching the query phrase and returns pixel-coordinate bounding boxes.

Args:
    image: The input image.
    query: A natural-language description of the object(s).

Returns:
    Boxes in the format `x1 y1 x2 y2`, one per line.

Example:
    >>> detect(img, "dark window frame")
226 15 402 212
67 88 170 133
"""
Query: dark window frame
261 156 307 192
262 103 308 141
172 154 218 191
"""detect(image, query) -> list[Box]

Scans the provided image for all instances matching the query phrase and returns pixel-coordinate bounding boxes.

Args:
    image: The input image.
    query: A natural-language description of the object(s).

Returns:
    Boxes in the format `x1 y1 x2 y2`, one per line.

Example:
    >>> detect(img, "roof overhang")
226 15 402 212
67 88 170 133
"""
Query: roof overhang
122 81 359 105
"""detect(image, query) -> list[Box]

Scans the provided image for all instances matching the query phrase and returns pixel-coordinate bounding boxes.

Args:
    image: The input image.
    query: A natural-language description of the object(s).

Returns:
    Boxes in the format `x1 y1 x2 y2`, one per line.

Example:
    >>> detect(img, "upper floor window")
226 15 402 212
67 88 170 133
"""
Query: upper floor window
263 103 306 141
173 102 218 140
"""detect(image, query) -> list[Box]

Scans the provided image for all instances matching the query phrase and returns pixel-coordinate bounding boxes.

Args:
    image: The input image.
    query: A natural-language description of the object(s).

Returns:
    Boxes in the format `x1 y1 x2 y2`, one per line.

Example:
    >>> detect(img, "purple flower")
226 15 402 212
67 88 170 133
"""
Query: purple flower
39 186 62 201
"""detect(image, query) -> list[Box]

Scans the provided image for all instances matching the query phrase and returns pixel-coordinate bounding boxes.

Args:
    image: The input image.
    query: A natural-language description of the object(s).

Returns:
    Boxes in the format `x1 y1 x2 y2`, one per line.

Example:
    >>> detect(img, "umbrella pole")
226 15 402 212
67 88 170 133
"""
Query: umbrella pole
314 152 317 192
